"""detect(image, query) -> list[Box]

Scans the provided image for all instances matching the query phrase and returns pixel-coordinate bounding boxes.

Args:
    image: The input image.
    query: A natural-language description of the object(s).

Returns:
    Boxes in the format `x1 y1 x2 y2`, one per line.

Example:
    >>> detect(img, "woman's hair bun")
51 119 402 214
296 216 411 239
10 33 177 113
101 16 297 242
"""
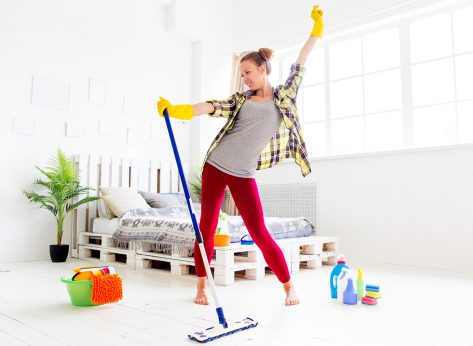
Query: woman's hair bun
258 48 274 62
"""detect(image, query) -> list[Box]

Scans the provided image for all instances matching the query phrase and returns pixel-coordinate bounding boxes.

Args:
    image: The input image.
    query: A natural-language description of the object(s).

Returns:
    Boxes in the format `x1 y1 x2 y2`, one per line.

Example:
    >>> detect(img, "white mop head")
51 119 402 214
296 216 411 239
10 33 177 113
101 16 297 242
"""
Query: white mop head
188 317 258 343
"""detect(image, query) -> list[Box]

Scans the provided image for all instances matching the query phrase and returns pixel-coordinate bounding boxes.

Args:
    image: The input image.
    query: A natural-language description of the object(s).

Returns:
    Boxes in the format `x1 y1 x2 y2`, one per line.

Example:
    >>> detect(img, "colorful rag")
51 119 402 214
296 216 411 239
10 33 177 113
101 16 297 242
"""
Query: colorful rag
72 266 123 304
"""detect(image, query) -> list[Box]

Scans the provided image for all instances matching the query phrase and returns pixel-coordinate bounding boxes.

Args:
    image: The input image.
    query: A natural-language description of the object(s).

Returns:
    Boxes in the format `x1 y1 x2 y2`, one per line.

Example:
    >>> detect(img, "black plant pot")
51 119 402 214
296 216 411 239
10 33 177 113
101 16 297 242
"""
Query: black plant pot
50 244 69 262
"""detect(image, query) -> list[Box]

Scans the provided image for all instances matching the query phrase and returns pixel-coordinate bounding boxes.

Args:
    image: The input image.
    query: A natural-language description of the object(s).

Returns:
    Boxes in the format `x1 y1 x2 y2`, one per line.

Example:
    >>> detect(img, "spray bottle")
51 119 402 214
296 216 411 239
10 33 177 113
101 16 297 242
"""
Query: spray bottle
343 277 358 305
216 212 229 235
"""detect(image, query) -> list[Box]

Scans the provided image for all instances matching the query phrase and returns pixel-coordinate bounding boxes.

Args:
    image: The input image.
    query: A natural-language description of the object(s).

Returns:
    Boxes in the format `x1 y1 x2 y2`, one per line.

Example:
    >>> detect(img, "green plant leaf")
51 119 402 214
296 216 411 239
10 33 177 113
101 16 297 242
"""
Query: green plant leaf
66 196 100 212
23 147 95 245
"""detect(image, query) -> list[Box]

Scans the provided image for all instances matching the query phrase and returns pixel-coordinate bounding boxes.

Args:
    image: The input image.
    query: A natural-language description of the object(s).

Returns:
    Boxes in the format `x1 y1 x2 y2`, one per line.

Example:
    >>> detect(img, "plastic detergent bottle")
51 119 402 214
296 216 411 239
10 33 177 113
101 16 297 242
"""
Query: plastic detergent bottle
357 268 364 301
337 268 350 302
330 256 349 299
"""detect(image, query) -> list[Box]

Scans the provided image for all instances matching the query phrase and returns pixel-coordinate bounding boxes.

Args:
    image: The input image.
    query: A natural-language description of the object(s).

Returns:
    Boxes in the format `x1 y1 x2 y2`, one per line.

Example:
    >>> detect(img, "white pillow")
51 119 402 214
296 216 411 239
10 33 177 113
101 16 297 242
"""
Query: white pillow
100 187 137 195
101 193 150 218
99 187 137 219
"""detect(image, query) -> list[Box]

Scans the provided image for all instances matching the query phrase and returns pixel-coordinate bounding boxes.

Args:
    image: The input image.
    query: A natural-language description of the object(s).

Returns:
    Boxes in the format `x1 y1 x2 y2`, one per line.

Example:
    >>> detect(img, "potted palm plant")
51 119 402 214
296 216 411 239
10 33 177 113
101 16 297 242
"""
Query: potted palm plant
24 148 99 262
189 172 202 202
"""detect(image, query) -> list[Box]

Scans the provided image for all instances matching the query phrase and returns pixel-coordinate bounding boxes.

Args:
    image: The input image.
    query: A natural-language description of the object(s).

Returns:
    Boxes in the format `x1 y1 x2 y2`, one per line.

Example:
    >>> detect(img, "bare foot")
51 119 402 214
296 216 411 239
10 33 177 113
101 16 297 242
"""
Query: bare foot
283 281 300 306
194 277 209 305
194 289 209 305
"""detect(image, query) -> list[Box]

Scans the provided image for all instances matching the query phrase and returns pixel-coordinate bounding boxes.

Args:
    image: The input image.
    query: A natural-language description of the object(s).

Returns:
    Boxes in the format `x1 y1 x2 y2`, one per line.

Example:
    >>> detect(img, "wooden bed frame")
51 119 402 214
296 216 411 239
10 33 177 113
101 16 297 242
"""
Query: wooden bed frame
70 154 188 257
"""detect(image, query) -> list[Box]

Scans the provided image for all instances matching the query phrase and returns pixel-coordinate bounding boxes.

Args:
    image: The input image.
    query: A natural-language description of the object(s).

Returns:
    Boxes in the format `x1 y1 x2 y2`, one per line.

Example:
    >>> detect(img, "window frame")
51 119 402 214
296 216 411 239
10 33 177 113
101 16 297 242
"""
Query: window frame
269 1 473 161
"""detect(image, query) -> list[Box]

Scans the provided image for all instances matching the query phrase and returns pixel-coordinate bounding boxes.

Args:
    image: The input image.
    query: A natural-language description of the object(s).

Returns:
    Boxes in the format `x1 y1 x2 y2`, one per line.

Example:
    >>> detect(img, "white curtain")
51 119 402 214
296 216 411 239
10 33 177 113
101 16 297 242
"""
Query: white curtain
222 192 238 216
229 53 247 94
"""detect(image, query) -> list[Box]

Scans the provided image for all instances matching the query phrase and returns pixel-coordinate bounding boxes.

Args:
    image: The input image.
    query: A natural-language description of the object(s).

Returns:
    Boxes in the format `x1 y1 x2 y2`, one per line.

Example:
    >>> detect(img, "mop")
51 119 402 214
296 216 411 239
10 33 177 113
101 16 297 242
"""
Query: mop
162 109 258 343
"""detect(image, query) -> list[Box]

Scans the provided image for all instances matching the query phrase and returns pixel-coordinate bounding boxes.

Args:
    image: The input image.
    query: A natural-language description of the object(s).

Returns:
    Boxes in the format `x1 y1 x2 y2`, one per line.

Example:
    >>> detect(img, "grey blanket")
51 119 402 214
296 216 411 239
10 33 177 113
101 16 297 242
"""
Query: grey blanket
112 206 314 256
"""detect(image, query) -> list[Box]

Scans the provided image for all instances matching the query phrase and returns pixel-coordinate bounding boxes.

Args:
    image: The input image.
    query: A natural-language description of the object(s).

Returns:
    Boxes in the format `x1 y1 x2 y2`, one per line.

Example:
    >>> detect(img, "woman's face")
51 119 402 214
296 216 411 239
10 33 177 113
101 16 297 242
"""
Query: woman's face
240 60 266 90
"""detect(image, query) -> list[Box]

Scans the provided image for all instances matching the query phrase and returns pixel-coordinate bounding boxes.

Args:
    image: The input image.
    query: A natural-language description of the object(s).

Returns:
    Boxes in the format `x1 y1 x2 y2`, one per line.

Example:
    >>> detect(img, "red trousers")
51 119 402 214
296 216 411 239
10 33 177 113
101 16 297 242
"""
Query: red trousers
194 163 290 283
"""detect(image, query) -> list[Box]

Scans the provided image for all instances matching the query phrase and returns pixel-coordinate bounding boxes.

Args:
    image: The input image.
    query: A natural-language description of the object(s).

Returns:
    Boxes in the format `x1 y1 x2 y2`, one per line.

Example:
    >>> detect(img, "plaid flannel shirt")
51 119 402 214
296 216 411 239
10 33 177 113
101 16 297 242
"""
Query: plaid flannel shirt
203 63 311 177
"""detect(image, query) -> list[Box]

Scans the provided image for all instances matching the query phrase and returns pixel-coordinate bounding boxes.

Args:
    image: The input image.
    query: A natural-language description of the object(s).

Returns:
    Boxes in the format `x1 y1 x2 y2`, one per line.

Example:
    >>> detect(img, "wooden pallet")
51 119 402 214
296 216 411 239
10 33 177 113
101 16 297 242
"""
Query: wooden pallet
78 244 136 269
136 251 195 276
213 243 267 286
79 232 116 248
135 242 271 286
288 236 338 273
78 234 339 285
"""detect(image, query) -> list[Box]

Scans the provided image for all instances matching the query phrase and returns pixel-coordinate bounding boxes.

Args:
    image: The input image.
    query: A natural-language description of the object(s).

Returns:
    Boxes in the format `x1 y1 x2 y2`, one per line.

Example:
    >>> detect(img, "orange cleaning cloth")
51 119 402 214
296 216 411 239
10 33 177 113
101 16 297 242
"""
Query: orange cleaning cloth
91 274 123 304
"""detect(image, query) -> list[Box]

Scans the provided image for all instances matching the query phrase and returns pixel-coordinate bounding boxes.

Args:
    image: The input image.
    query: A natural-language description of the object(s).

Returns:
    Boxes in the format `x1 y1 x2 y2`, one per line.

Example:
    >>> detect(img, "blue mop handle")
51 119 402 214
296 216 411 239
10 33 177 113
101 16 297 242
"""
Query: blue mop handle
163 109 203 244
163 109 228 328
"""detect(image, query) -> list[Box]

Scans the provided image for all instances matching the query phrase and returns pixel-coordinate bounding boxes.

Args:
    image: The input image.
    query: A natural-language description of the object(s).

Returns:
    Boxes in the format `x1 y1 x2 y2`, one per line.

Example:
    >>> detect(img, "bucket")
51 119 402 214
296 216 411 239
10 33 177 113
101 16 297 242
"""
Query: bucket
214 234 231 247
61 275 98 306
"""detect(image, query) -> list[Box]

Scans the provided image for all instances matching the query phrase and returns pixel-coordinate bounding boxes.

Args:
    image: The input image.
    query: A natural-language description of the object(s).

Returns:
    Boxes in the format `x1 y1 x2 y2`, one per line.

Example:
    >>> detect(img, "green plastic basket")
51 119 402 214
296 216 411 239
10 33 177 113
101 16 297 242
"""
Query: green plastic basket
61 275 98 306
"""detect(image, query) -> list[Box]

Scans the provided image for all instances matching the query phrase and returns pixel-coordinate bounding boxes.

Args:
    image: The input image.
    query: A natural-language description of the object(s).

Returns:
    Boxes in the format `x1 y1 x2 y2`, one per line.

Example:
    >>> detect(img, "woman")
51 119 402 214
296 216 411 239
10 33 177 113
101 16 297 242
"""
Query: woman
158 5 324 306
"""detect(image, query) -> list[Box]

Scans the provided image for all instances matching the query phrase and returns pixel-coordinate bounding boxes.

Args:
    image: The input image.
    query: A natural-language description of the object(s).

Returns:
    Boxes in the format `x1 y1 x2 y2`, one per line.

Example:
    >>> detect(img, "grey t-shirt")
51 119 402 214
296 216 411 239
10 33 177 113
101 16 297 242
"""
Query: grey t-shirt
207 98 282 178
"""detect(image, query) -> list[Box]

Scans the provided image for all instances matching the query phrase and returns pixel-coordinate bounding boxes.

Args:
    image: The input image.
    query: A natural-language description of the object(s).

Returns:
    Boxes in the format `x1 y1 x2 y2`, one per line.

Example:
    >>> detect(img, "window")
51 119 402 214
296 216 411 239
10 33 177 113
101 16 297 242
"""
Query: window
325 27 403 155
458 101 473 143
269 3 473 159
411 58 455 107
455 53 473 100
330 38 362 80
410 5 473 148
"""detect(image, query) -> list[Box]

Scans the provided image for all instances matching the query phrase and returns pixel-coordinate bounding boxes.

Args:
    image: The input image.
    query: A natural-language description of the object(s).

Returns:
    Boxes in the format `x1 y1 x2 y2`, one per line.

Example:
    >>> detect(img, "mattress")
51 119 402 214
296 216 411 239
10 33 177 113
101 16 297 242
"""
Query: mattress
92 217 119 235
112 206 315 256
226 215 314 243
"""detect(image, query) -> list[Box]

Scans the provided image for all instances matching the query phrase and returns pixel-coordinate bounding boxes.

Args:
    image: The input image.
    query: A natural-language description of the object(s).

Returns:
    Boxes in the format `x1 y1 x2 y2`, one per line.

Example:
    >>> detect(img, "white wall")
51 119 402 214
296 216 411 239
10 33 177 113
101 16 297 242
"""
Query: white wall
231 0 473 272
0 0 195 262
181 1 235 173
159 0 236 181
255 146 473 273
0 0 236 263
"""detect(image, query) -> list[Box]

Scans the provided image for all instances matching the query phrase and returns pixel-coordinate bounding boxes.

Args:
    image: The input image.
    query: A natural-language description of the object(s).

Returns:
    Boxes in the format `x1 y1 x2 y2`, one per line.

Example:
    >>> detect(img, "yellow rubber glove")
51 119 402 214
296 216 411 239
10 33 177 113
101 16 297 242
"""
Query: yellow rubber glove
310 5 324 38
157 96 194 121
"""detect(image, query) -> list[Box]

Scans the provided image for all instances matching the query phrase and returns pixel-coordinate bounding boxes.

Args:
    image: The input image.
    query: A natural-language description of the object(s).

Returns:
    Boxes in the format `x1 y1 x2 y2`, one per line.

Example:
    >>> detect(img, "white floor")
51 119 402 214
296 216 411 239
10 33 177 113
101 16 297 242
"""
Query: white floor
0 259 472 346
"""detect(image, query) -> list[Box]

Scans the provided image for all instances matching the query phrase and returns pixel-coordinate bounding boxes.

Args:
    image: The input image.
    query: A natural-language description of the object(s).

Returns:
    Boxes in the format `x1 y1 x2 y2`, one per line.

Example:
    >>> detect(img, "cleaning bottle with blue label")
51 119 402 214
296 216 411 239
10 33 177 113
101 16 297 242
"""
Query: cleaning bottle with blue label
330 256 349 299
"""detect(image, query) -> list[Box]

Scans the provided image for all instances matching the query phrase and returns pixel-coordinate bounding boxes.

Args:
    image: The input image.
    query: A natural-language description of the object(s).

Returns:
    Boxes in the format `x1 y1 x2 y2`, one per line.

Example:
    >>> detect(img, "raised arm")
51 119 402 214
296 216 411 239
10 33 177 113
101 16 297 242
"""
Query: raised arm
157 97 214 120
192 102 214 117
295 5 324 66
157 92 242 121
295 37 318 66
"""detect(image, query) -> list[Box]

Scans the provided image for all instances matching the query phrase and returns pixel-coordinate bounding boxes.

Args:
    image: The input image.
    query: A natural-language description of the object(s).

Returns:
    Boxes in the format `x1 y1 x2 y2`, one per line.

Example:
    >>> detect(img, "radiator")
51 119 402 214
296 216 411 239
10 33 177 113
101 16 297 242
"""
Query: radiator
258 183 317 227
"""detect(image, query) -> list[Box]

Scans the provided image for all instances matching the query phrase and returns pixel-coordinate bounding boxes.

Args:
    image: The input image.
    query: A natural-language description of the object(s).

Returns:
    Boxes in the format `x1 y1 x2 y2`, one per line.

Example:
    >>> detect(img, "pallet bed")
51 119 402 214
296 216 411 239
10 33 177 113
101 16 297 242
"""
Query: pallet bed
78 231 339 285
71 153 339 286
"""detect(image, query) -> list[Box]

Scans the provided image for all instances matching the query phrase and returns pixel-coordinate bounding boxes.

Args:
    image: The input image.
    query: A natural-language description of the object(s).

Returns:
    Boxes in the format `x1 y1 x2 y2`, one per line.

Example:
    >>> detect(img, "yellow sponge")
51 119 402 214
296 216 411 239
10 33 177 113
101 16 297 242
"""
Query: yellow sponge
365 291 382 299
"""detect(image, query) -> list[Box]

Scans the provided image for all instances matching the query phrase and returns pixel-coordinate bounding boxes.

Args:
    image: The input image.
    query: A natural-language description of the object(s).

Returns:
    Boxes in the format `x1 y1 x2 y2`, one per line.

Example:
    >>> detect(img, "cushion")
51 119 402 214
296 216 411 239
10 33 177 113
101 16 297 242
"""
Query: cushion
92 217 119 235
139 191 187 208
100 187 137 196
101 193 150 218
98 198 113 219
98 187 137 219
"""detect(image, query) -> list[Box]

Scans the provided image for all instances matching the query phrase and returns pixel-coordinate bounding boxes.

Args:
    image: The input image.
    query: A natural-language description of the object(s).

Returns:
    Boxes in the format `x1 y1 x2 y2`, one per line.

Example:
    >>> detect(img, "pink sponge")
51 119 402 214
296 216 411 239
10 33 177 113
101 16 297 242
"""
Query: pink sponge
361 296 377 305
